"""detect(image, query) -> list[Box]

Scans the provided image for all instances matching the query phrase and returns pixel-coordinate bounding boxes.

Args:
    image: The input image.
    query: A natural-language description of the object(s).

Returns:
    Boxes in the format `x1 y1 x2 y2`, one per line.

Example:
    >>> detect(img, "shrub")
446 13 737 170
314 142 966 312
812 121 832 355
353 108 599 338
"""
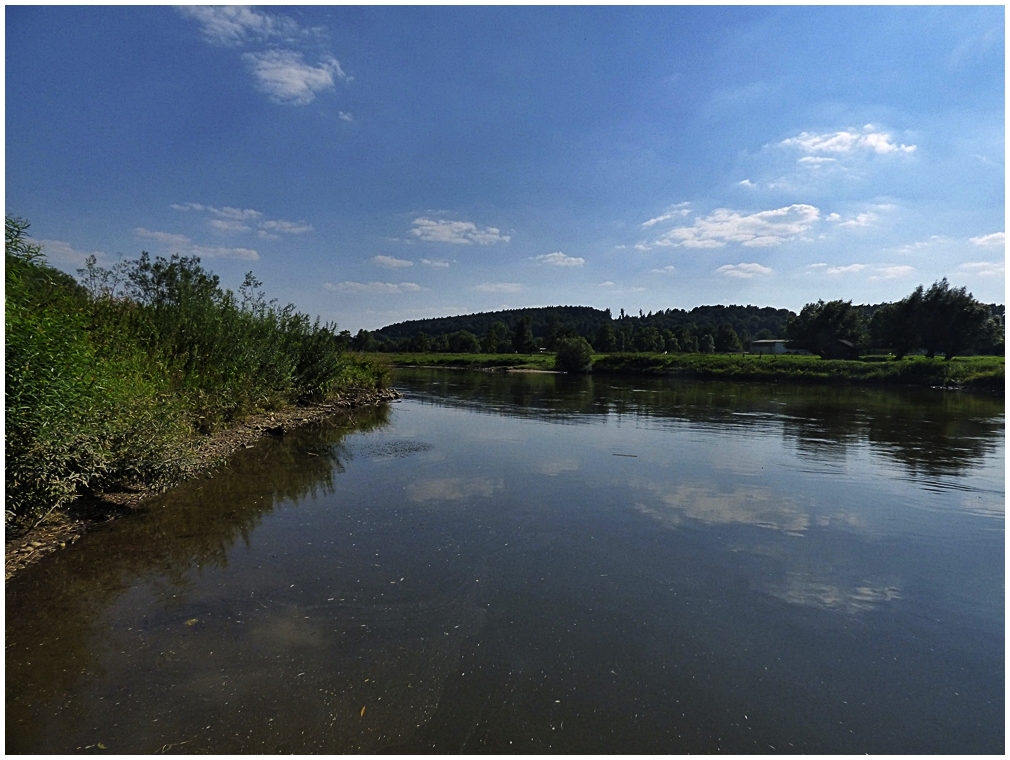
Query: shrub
555 336 594 373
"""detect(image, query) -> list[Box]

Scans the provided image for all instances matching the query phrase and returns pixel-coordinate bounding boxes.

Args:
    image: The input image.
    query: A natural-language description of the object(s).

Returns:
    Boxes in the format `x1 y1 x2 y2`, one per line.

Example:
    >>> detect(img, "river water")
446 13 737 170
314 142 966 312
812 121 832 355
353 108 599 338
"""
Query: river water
6 369 1004 753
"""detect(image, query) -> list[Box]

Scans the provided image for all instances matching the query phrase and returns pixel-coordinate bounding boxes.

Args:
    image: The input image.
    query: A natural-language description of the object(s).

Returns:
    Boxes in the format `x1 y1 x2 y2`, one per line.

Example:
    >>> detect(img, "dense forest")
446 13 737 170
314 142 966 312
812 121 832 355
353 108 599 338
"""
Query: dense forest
356 297 1002 358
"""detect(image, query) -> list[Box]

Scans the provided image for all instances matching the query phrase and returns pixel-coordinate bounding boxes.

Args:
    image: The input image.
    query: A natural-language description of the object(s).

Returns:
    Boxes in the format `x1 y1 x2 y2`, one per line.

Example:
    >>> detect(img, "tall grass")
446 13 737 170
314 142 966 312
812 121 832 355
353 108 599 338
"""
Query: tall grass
5 218 386 528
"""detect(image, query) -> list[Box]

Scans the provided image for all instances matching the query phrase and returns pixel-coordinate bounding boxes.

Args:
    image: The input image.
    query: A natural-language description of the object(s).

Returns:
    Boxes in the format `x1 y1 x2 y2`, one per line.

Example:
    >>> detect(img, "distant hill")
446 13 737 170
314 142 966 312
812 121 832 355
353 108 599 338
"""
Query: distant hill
375 306 614 342
372 303 797 346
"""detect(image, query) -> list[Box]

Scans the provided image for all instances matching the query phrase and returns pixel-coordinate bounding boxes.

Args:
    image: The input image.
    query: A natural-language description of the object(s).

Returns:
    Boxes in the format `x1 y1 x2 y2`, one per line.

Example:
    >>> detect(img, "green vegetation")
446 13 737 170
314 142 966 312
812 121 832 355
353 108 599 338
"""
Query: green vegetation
361 287 1002 363
377 349 1002 391
5 217 386 528
592 352 1004 390
555 336 594 373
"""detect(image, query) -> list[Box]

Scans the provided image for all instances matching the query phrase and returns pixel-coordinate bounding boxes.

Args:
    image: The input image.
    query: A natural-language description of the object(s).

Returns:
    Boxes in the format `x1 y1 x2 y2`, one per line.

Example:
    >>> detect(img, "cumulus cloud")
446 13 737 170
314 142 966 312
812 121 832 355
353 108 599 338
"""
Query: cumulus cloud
641 203 691 228
177 6 311 47
474 282 523 293
869 265 915 280
324 281 424 294
957 261 1005 277
780 126 916 155
532 251 584 267
36 239 114 269
338 111 353 122
969 232 1005 248
134 227 259 260
420 258 450 269
371 255 413 269
411 217 510 245
716 262 773 279
836 212 879 228
173 202 312 237
657 204 820 248
825 264 867 275
258 219 314 235
243 50 349 105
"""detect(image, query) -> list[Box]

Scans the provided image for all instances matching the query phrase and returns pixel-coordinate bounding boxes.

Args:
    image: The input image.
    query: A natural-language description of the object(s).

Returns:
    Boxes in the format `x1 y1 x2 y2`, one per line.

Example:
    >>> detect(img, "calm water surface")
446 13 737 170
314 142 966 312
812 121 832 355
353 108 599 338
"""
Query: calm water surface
6 369 1004 753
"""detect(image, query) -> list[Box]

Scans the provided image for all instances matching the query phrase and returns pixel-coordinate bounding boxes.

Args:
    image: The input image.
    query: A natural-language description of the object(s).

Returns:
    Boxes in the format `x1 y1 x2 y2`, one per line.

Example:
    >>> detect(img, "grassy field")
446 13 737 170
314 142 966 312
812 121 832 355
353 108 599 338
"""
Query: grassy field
372 351 1004 391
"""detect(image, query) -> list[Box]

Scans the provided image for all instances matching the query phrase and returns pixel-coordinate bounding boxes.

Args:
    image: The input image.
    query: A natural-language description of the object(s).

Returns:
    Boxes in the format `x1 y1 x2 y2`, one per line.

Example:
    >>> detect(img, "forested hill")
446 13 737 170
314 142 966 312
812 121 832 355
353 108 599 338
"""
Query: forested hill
374 304 795 342
376 306 611 341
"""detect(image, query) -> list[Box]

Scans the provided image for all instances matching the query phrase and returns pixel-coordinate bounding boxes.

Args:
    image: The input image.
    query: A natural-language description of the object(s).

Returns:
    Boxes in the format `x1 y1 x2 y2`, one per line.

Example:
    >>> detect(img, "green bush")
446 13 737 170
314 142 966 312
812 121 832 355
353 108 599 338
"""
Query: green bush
555 336 594 373
5 217 386 527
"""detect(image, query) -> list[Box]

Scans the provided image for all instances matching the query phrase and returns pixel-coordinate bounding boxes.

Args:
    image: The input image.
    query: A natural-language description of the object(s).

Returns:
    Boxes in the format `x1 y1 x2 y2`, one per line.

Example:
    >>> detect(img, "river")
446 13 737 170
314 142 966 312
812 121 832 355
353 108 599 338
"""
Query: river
6 368 1004 753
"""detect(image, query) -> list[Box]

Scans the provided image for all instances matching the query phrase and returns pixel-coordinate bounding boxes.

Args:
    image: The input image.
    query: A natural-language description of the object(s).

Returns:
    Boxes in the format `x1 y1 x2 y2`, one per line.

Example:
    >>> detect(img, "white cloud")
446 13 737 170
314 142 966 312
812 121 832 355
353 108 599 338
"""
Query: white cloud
737 179 757 188
641 203 691 228
371 255 413 269
420 258 450 269
172 203 262 221
177 6 310 47
134 227 259 260
243 50 349 106
597 281 616 287
836 213 879 228
825 264 867 275
209 218 252 234
869 265 915 280
258 219 314 235
532 251 584 267
716 262 774 279
411 217 510 245
474 282 523 293
650 265 677 274
633 243 652 252
969 232 1005 248
173 203 312 237
36 239 113 269
658 204 820 248
780 126 916 155
338 111 353 122
957 261 1005 277
325 281 424 294
797 156 837 167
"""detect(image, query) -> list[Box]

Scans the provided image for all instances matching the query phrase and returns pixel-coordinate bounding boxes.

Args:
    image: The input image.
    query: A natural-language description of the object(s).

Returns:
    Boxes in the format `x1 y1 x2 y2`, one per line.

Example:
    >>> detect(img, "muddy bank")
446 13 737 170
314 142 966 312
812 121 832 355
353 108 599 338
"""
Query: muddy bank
5 387 402 580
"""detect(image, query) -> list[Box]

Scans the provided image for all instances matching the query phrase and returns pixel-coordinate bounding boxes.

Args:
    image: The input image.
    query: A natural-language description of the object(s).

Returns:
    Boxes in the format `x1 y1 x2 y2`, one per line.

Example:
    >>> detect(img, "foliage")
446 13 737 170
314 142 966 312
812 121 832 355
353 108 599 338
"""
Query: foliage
869 287 923 359
481 320 511 353
593 352 1003 389
869 279 999 360
5 217 385 527
512 315 535 354
555 336 595 373
785 300 867 357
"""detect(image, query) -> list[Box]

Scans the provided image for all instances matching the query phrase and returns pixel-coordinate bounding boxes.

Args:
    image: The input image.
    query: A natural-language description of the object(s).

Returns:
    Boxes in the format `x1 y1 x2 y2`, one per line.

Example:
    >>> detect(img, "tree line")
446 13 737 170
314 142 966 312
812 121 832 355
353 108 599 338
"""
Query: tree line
353 284 1002 359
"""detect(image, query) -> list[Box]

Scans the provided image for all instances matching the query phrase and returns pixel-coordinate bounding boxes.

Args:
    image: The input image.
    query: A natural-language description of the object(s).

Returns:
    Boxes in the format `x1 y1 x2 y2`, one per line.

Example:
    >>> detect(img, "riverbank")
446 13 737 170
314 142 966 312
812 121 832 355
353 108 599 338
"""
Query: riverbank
4 387 401 580
373 351 1004 392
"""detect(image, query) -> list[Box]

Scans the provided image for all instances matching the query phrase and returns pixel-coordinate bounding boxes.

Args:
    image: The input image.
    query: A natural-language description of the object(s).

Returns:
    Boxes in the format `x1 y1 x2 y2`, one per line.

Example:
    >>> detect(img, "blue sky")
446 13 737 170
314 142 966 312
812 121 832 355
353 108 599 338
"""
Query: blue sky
6 6 1004 331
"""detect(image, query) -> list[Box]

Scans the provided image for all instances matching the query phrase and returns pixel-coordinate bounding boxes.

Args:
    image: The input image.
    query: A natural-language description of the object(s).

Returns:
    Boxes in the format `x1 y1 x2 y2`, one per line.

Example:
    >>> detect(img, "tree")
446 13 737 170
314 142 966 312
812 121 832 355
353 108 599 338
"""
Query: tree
482 321 510 353
714 323 742 353
785 299 866 357
918 278 992 360
633 326 664 352
662 329 680 353
512 315 535 354
555 336 594 373
699 333 715 354
869 286 923 359
447 330 481 353
351 329 376 352
594 323 617 352
408 331 432 352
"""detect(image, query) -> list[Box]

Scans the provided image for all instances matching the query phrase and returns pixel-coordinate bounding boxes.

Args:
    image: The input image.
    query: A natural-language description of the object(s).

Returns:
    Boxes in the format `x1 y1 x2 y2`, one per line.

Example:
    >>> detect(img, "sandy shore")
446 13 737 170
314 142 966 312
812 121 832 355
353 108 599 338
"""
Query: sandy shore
5 387 402 580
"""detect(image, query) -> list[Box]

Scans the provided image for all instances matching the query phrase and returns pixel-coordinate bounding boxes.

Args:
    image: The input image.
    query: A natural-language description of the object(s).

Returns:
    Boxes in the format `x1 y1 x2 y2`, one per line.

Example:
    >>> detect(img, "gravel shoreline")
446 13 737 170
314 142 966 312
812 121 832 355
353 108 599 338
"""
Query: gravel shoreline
5 386 402 580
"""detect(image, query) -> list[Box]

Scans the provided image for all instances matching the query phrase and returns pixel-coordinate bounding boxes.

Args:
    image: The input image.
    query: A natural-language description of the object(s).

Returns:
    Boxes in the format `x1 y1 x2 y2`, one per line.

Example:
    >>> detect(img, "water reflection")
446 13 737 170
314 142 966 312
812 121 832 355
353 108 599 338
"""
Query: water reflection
402 368 1004 483
6 372 1004 754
